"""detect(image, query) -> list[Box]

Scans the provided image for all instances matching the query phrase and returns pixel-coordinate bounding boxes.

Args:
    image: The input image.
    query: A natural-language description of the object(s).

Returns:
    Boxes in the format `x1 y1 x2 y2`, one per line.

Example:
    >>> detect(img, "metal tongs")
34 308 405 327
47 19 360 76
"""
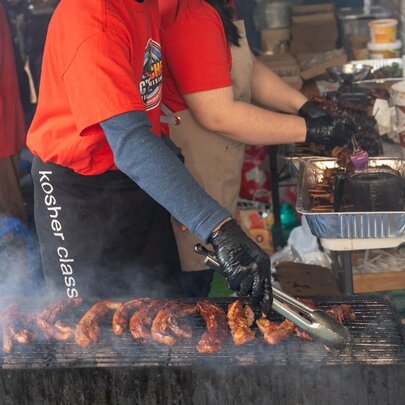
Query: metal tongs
195 244 350 348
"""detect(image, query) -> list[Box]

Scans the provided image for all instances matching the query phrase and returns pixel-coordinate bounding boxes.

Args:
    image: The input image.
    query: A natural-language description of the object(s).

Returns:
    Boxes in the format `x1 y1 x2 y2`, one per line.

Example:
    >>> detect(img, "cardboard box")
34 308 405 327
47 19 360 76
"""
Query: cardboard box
258 53 303 90
276 261 341 296
291 3 335 15
261 28 290 53
290 3 338 54
297 48 347 80
258 53 299 75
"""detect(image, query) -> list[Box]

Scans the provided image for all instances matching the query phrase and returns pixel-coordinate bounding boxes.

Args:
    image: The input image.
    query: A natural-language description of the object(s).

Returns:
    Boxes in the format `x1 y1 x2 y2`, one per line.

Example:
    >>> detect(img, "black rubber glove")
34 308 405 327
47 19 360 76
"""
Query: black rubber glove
298 101 331 120
208 219 273 314
304 115 357 147
299 101 357 147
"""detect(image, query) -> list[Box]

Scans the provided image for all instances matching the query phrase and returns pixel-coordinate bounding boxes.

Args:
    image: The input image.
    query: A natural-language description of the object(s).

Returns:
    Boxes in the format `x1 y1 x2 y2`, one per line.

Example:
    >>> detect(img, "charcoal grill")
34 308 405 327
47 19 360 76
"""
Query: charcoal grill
0 295 404 405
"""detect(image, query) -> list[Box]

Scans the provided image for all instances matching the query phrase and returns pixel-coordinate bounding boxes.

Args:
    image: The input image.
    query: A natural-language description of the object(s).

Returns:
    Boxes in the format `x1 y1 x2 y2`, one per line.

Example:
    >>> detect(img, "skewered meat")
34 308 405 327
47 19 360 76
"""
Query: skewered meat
196 301 228 353
151 301 196 346
112 298 150 336
75 301 121 348
227 300 255 345
310 96 382 157
129 300 163 341
36 297 83 341
256 318 296 345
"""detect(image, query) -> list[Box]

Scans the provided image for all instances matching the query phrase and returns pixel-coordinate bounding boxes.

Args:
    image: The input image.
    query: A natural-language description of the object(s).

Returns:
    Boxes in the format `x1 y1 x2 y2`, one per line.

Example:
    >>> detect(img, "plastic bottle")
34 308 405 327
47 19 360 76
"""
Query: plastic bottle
280 203 298 241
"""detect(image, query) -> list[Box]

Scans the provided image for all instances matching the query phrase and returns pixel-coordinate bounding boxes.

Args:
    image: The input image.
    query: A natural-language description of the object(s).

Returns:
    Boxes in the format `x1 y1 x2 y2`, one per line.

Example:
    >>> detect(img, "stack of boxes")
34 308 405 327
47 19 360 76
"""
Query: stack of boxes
367 19 402 59
258 3 348 85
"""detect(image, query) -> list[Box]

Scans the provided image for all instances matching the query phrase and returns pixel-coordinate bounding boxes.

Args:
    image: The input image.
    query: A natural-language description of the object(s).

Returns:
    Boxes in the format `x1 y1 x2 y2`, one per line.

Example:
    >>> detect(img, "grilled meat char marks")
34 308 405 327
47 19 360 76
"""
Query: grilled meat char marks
36 297 83 341
0 304 34 353
196 301 228 353
75 301 121 348
129 300 163 341
256 318 296 345
151 301 197 346
112 298 150 336
0 298 357 352
227 300 255 345
326 304 356 323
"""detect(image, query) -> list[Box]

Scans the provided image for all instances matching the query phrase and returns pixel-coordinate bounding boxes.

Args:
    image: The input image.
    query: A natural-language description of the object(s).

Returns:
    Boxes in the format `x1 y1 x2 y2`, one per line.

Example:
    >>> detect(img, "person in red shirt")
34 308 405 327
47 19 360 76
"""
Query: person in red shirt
26 0 274 311
159 0 355 296
0 2 26 222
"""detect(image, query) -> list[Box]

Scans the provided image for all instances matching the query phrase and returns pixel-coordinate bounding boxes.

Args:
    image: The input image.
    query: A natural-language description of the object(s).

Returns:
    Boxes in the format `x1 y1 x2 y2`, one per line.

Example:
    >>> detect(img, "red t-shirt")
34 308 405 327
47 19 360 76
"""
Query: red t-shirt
0 3 25 159
159 0 232 135
27 0 163 175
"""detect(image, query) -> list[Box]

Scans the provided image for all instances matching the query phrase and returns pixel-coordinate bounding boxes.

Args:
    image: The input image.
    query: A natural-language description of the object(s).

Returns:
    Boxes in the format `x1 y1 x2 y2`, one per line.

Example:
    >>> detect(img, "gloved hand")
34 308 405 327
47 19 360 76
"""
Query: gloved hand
208 219 272 314
304 115 357 147
298 101 331 120
298 101 357 147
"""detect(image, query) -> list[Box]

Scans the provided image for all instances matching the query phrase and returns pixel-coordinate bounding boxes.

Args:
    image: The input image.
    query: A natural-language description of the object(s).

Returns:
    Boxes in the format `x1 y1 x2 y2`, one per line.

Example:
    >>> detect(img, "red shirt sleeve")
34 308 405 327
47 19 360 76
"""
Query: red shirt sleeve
162 8 232 95
0 4 25 158
62 30 145 136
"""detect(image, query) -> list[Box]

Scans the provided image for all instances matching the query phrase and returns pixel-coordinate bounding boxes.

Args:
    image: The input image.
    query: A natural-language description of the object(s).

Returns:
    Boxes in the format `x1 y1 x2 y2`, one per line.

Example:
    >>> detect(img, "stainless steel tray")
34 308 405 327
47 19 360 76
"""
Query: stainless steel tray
296 157 405 239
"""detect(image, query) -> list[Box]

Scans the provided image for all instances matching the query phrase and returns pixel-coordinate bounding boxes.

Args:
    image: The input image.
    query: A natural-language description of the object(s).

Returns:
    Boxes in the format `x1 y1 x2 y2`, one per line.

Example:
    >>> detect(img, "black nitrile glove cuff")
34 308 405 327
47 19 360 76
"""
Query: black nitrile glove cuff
298 101 331 119
209 219 273 314
208 218 235 243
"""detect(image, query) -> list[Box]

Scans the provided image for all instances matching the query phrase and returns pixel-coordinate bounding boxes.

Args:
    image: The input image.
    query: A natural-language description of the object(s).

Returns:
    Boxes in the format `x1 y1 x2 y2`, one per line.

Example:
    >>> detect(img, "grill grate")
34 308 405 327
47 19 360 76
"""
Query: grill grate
1 295 404 369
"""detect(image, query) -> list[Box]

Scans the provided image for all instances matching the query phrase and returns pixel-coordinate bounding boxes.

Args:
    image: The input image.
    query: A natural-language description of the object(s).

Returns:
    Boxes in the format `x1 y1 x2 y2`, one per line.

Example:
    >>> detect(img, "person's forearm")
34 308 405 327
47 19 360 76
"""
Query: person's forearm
100 111 231 242
185 88 307 145
250 58 307 114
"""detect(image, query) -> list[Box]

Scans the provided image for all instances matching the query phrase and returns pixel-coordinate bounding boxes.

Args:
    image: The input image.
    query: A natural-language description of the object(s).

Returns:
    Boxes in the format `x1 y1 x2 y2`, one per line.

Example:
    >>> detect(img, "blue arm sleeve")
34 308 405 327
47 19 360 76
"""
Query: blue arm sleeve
100 111 230 242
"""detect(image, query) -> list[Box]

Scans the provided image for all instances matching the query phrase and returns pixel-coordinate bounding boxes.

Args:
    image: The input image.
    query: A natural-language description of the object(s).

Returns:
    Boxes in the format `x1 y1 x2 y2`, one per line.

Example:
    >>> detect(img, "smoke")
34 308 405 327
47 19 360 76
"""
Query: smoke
0 214 43 300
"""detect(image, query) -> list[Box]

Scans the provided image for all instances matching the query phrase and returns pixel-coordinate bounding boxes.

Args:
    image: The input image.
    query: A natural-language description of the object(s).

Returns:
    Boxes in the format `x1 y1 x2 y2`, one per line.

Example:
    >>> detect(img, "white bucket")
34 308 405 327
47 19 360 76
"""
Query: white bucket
367 40 402 59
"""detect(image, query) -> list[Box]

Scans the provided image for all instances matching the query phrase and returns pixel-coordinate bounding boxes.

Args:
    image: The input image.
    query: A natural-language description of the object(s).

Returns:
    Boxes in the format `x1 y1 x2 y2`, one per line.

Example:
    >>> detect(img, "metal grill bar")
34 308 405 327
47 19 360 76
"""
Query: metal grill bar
0 295 404 369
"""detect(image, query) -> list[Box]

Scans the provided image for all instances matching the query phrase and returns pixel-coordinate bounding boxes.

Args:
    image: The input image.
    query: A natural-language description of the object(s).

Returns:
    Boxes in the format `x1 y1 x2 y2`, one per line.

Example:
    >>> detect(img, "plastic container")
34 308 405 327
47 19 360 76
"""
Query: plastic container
368 19 398 44
280 203 298 241
367 40 402 59
253 0 291 30
391 80 405 147
336 5 392 60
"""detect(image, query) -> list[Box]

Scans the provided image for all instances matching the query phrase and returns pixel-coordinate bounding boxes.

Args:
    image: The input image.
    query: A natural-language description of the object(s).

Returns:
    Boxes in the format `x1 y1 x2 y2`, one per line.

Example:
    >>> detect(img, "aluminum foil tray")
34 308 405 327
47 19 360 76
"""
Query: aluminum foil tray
353 58 402 74
296 157 405 239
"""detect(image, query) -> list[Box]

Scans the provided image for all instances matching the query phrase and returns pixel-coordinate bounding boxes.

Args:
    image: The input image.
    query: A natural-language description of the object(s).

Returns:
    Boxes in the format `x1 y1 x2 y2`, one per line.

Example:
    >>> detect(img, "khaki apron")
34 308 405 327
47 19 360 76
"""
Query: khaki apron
164 21 253 272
